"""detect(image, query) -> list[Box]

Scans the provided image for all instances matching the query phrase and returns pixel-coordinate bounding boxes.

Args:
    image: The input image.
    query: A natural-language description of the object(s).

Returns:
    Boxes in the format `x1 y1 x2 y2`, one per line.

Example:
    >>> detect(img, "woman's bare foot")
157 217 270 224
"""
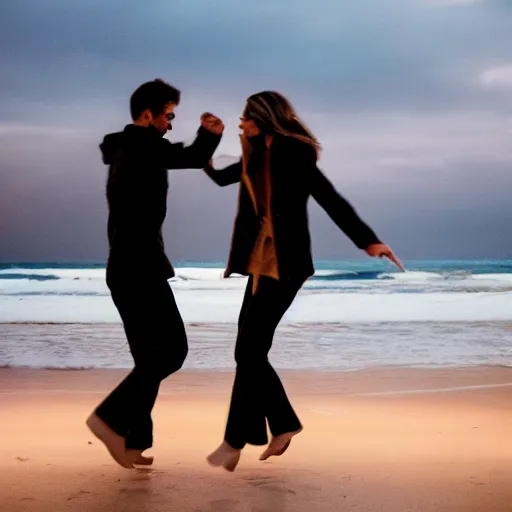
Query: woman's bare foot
126 449 154 466
259 427 303 461
86 413 133 468
206 441 241 472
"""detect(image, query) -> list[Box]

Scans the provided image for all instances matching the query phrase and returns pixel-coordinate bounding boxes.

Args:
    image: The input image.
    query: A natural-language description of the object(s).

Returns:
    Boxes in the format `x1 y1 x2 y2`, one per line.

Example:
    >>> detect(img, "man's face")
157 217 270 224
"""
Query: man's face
149 102 176 135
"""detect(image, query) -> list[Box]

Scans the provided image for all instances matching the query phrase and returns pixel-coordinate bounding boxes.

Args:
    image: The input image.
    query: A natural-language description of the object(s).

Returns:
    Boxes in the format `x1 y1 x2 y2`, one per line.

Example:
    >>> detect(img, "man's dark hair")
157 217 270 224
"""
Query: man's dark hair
130 79 181 121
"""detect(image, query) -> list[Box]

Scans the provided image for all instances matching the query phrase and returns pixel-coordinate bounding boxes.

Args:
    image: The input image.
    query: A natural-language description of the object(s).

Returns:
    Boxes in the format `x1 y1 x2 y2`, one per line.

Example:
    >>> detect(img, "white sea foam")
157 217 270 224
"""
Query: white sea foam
1 289 512 324
1 266 512 323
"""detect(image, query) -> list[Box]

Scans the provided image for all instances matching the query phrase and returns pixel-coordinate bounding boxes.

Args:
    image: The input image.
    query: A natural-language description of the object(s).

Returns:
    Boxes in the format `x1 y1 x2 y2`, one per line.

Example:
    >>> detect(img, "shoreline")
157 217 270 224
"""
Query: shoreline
3 319 512 324
2 321 511 371
2 365 512 396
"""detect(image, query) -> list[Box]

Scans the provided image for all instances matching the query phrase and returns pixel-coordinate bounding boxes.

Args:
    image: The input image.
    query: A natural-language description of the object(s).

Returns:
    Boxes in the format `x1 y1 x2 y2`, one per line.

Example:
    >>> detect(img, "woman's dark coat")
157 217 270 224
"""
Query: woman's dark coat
204 134 381 282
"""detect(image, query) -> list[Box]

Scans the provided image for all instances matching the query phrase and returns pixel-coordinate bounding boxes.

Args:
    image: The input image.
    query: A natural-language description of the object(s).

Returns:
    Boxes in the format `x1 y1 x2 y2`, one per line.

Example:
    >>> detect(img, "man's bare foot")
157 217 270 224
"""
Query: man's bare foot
259 427 303 461
86 413 133 468
126 449 154 466
206 441 241 472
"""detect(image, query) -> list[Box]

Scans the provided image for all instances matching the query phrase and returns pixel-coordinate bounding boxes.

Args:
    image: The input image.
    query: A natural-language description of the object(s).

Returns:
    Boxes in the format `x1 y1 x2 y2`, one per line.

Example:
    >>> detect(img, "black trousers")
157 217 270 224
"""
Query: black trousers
95 279 188 450
225 275 304 450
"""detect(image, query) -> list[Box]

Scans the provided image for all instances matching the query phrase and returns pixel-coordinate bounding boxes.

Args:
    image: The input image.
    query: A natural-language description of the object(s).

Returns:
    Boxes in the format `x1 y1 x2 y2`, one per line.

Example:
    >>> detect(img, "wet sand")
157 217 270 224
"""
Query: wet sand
1 366 511 512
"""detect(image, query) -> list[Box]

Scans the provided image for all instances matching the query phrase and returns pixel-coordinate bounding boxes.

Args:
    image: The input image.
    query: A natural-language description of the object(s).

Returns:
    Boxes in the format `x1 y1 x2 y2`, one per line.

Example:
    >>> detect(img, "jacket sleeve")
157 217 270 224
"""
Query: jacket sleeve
154 126 222 170
203 159 242 187
310 164 381 250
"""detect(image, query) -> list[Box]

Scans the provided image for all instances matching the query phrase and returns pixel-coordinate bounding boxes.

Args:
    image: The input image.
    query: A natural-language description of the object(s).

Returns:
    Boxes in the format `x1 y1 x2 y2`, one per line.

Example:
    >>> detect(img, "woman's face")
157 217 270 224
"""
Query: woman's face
239 115 261 138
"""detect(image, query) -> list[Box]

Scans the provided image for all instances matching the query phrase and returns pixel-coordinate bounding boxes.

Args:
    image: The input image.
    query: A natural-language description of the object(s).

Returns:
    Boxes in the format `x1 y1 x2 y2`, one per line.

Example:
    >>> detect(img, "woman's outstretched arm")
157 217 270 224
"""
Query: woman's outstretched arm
310 165 381 249
202 159 242 187
309 160 404 270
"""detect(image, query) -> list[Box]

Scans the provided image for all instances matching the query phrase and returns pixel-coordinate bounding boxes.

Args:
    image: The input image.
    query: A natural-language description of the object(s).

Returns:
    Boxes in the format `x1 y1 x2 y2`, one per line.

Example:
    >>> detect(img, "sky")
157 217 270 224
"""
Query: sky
0 0 511 263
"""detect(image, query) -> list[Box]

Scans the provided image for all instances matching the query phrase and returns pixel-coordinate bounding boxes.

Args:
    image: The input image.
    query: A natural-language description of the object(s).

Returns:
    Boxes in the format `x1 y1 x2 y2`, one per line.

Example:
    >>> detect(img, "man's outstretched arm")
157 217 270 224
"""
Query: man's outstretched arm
155 114 224 170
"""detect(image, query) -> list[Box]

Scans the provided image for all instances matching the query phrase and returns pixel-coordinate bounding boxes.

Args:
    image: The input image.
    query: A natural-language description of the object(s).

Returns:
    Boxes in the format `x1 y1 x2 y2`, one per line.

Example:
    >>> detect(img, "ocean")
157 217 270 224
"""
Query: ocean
1 260 511 371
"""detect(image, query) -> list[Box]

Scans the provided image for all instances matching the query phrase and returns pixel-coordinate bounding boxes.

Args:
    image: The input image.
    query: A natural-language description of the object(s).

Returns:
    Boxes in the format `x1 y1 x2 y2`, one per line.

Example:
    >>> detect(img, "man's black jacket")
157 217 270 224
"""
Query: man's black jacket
100 124 221 284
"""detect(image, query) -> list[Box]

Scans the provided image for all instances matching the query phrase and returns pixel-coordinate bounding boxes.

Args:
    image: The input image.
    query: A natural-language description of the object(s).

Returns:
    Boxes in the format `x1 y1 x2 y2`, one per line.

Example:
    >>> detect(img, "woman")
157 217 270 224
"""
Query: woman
203 91 403 472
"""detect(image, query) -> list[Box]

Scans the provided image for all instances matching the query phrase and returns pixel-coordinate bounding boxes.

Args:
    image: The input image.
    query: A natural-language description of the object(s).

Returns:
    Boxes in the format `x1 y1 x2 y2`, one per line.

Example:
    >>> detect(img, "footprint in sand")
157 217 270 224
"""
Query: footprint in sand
244 472 284 485
240 474 292 512
208 498 241 511
119 488 151 496
247 477 280 487
66 491 90 501
245 474 295 494
258 485 296 495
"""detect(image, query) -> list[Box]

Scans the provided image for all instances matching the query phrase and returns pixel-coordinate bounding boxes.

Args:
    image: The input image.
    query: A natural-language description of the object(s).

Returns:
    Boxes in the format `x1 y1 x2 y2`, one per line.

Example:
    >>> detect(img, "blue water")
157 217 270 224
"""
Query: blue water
1 259 511 283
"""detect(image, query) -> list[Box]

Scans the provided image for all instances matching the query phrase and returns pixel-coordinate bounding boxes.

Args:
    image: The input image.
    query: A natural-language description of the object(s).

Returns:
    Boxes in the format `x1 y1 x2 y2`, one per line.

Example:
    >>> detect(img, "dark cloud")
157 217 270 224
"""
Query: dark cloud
1 0 511 261
1 0 510 112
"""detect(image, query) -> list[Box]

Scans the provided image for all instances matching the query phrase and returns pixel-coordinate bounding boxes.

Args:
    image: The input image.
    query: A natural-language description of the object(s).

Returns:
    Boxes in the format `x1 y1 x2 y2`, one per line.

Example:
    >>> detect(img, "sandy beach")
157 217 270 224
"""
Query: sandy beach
1 366 511 512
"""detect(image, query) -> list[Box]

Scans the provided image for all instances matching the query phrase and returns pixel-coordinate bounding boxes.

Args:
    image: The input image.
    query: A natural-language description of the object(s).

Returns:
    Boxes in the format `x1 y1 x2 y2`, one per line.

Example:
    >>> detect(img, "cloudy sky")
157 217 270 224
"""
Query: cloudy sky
0 0 511 263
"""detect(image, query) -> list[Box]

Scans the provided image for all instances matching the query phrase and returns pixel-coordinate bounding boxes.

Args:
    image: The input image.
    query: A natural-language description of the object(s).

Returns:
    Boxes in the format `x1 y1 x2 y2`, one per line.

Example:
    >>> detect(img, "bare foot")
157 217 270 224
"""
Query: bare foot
126 449 154 466
259 427 303 461
206 441 241 472
86 413 133 468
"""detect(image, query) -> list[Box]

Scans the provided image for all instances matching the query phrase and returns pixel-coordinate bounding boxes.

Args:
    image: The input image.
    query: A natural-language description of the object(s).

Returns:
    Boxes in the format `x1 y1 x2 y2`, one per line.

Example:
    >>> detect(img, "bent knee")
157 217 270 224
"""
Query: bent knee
171 343 188 371
156 341 188 378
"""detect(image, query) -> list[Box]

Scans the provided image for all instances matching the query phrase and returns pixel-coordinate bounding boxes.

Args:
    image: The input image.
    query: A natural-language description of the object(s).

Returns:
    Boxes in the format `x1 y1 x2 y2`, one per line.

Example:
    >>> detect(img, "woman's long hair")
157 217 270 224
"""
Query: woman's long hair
243 91 321 154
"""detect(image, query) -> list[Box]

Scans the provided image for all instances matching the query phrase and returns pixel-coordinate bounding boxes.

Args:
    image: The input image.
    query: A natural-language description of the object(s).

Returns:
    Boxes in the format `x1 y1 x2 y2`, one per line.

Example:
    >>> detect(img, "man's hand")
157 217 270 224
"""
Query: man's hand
201 112 224 135
365 243 405 271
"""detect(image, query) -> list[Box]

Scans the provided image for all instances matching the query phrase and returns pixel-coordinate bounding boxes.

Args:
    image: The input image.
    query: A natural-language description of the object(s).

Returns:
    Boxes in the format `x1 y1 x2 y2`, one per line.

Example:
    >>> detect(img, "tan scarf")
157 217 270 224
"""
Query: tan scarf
241 135 279 294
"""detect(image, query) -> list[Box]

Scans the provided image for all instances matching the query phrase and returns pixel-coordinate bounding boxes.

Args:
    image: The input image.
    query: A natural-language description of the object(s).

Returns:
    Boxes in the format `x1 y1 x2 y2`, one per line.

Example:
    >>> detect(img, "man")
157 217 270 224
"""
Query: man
86 78 224 468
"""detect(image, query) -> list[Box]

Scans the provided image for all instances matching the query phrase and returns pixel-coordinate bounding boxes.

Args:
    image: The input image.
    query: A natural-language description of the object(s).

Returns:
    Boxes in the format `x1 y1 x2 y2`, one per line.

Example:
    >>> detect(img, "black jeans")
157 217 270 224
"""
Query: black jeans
95 280 188 450
225 275 304 450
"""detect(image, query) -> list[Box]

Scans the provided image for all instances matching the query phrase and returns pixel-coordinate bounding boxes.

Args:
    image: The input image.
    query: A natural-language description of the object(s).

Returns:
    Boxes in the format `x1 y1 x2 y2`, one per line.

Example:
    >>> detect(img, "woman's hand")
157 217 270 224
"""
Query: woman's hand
365 243 405 271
